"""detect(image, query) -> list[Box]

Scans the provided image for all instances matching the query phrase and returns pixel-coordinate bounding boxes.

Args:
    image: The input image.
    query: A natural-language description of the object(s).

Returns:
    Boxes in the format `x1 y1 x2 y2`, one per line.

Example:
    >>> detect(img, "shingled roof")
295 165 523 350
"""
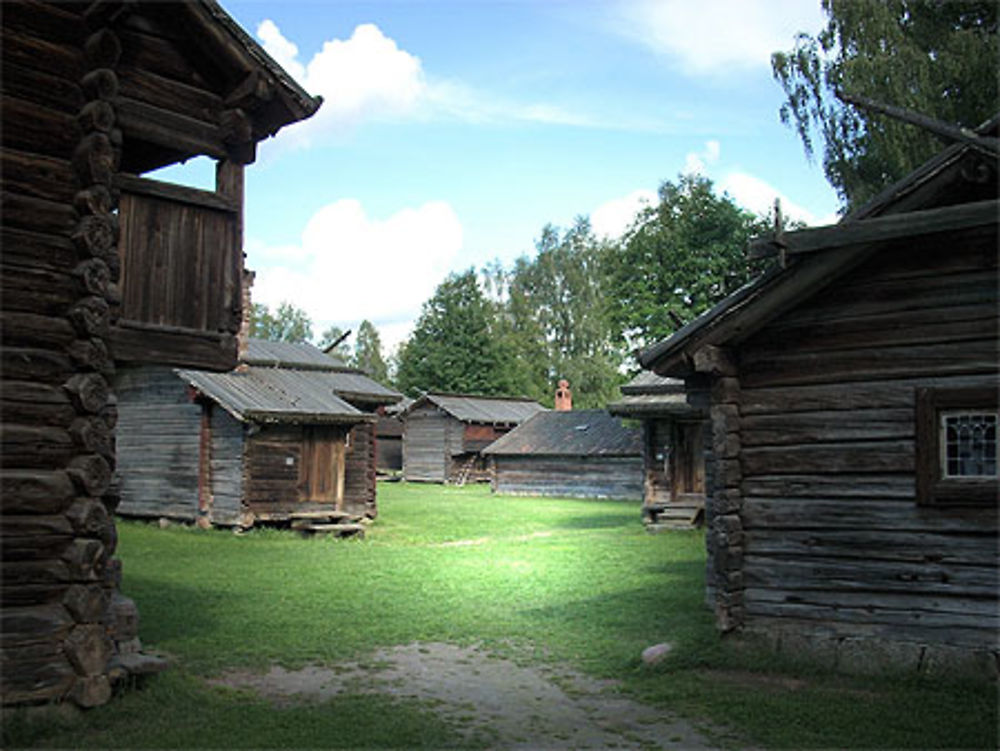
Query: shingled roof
178 339 402 423
178 367 366 425
404 393 545 426
607 371 702 417
482 409 641 457
243 339 402 406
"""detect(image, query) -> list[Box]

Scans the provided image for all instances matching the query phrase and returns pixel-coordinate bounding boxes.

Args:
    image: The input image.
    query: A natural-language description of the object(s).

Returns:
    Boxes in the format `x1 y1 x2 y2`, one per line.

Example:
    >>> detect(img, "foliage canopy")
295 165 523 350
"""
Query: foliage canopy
772 0 999 209
605 175 769 354
248 301 313 343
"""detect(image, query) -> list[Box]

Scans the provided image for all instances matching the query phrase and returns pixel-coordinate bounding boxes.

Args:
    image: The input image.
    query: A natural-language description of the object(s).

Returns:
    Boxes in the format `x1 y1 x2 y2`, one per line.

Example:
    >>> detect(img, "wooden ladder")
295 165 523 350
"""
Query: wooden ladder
454 456 477 486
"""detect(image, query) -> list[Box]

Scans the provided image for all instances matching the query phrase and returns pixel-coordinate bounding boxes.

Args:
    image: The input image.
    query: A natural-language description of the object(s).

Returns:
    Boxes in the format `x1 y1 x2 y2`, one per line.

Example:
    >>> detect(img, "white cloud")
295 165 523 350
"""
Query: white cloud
614 0 825 76
721 172 838 226
248 199 463 348
683 139 721 175
258 21 426 140
257 20 646 141
591 189 657 239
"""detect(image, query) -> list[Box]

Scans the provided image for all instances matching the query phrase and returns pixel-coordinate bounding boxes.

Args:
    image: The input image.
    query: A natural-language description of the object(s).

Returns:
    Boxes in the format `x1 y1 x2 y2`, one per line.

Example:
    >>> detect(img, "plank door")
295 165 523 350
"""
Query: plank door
299 426 346 508
670 421 706 503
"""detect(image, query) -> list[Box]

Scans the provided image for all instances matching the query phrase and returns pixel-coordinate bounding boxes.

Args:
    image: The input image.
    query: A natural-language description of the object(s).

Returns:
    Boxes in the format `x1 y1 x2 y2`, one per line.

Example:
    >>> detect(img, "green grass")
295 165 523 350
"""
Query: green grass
4 483 996 749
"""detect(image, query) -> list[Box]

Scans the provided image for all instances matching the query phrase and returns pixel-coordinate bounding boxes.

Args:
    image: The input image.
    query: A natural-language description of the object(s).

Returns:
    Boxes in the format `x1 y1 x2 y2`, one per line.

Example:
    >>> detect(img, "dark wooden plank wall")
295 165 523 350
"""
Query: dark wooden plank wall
376 435 402 472
208 407 244 526
1 3 133 706
493 455 643 500
244 424 302 510
244 423 350 518
345 422 377 518
115 366 201 521
733 231 999 651
403 406 448 482
118 188 238 334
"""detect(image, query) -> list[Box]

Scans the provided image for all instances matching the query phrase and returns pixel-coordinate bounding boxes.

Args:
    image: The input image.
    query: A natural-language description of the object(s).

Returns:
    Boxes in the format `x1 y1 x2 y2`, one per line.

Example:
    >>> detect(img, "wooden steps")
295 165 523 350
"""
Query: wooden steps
288 512 367 538
643 502 704 531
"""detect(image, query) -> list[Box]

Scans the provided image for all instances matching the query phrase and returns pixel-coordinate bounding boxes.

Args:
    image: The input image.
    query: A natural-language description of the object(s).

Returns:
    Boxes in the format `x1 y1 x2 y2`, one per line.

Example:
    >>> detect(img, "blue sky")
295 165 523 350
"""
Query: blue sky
160 0 840 352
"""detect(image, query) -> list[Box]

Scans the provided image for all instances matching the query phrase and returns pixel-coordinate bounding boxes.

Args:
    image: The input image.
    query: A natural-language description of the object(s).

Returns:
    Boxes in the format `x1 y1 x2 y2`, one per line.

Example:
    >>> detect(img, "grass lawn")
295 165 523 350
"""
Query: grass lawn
4 483 996 749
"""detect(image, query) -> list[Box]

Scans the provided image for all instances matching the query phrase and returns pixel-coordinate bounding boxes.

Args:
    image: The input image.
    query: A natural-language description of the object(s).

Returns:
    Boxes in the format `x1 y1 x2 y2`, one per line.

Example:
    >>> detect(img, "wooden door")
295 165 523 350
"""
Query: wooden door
670 421 706 503
299 426 346 508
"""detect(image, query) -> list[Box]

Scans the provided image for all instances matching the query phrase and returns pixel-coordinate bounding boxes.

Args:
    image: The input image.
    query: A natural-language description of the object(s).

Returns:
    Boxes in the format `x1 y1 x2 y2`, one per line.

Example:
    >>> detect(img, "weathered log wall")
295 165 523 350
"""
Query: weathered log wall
492 455 643 500
345 422 377 518
2 4 130 707
713 231 999 673
115 366 201 521
244 423 372 520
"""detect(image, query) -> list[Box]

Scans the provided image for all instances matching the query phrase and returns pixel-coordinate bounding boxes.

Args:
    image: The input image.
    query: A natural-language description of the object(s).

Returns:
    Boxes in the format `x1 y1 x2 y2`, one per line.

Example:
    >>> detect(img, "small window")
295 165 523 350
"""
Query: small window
941 412 997 478
917 387 998 506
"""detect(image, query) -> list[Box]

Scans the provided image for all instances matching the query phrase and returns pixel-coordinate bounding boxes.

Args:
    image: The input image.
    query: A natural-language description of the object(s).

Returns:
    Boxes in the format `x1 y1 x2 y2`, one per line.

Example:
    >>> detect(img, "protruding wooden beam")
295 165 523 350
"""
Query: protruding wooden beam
750 198 999 259
836 91 1000 155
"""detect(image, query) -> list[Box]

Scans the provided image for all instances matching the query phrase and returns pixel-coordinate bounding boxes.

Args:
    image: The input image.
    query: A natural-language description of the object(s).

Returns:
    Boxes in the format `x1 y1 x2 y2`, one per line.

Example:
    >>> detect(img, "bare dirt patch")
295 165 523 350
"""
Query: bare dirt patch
212 642 715 749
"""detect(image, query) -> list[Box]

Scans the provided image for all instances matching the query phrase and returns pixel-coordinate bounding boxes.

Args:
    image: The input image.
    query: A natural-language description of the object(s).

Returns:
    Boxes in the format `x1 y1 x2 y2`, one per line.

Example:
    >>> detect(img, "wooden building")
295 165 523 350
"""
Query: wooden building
402 393 544 483
1 0 318 707
483 409 643 500
639 118 999 676
116 339 402 528
608 372 712 529
375 397 411 474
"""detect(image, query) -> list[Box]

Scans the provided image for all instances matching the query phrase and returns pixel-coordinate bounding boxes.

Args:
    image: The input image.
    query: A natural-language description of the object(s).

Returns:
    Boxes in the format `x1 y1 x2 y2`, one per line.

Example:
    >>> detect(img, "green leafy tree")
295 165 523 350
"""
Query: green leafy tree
505 218 625 408
318 325 351 361
395 270 515 397
352 320 388 382
772 0 998 209
249 301 313 343
605 174 769 354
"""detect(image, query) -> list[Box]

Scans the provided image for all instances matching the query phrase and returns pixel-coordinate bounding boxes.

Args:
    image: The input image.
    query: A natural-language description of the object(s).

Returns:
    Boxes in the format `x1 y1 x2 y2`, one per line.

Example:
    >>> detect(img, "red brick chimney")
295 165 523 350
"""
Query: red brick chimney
554 379 572 411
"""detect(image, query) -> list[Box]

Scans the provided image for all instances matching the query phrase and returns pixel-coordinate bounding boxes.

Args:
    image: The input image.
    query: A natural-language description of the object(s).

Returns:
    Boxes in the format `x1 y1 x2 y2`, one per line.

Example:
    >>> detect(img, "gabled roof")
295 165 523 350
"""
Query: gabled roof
110 0 322 172
482 410 641 457
246 339 347 370
608 371 701 417
178 367 367 425
640 117 999 377
404 393 545 425
244 339 402 406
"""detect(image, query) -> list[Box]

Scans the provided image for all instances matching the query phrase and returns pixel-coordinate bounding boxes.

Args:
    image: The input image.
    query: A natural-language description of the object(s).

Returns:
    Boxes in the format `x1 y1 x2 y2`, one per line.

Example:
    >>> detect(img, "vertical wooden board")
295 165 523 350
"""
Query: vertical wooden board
403 410 448 482
208 408 244 525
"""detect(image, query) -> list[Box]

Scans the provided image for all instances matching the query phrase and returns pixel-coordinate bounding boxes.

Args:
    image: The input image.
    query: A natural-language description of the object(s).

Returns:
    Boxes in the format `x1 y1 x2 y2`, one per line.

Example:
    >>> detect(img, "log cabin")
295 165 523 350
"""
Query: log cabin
115 339 402 528
1 0 319 707
639 116 999 677
483 409 643 500
375 397 411 474
402 393 545 483
608 371 713 530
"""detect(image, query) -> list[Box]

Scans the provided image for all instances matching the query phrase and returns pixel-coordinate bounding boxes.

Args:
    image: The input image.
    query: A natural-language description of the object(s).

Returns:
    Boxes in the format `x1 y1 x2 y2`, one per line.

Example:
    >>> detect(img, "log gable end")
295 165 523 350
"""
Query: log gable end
638 125 999 676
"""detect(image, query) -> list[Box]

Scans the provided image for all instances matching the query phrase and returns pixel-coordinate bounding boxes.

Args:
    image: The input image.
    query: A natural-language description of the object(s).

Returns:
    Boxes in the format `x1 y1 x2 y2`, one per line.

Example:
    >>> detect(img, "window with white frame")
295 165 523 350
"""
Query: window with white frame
941 411 997 478
916 387 999 506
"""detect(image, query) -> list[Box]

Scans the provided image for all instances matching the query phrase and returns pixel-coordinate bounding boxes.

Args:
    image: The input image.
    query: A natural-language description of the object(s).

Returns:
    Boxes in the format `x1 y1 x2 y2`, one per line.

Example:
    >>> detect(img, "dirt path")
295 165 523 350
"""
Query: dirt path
213 642 715 749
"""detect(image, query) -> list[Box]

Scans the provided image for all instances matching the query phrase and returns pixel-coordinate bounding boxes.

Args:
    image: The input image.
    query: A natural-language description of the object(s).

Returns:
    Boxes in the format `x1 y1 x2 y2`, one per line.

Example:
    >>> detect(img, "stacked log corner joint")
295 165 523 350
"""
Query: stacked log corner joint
2 21 164 711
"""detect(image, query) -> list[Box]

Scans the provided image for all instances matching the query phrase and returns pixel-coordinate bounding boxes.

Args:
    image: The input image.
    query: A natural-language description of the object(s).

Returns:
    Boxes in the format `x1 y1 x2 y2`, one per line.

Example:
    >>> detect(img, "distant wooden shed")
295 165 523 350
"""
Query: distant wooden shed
483 409 643 500
608 372 712 529
116 339 401 527
639 116 999 676
1 0 318 708
402 393 545 483
375 397 411 473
